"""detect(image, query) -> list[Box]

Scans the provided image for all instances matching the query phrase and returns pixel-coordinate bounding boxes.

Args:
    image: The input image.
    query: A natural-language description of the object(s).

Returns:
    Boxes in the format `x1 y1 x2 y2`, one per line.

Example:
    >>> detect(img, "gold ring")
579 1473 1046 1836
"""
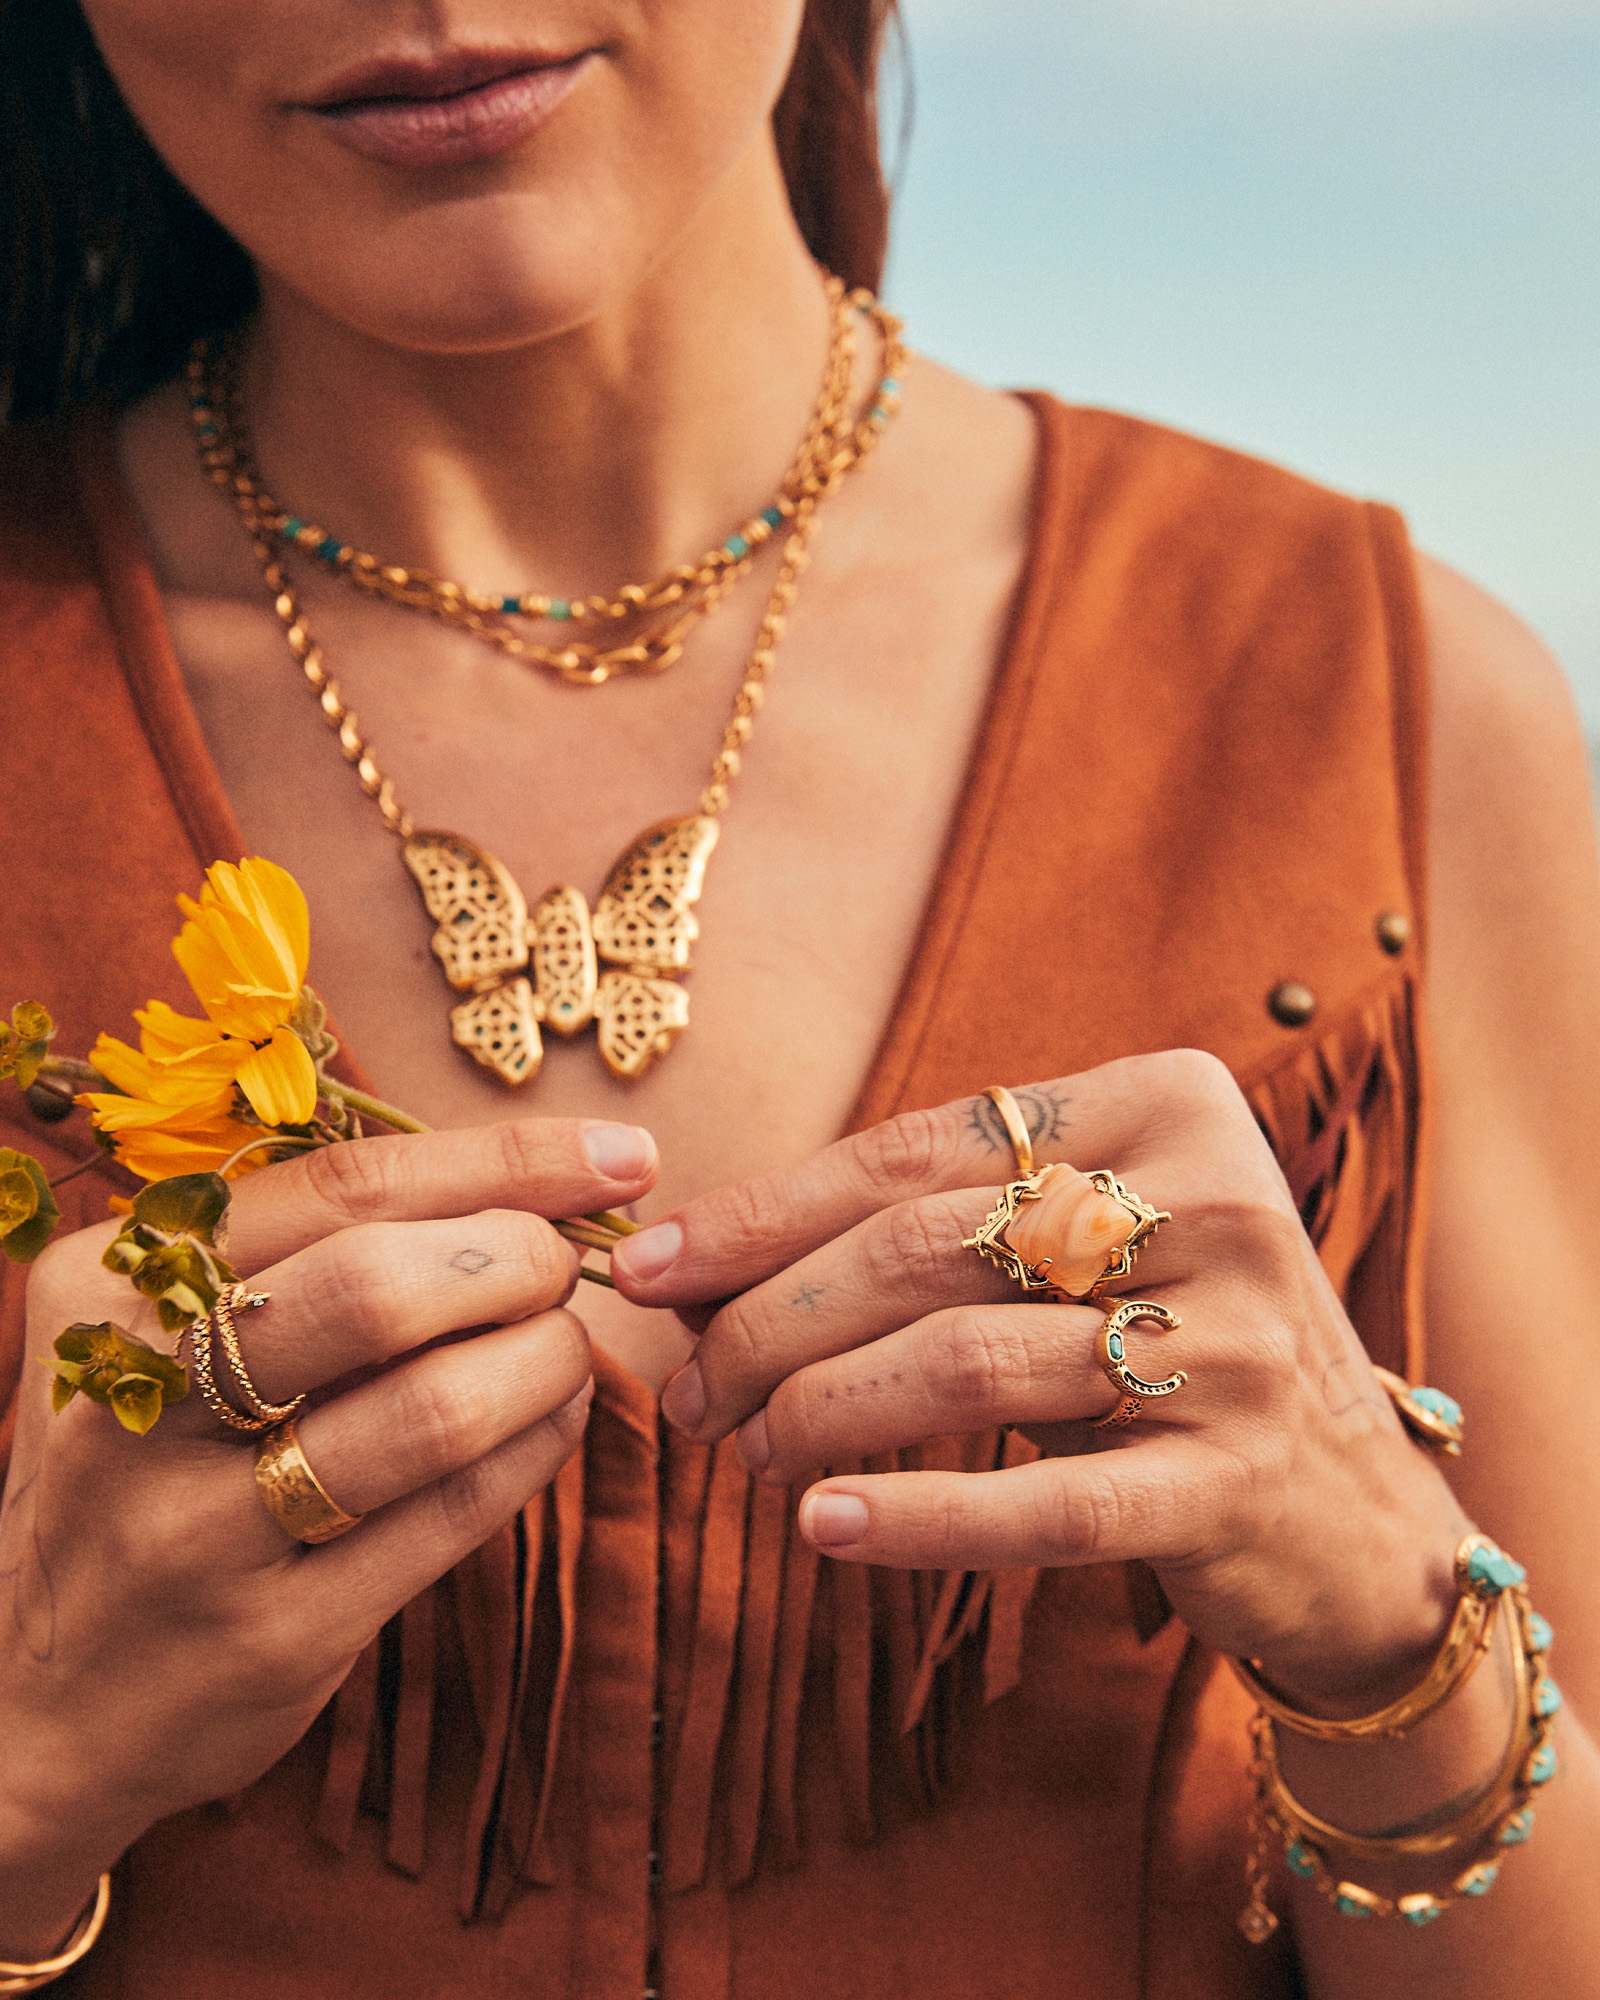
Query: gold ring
182 1297 277 1435
253 1418 363 1545
962 1163 1172 1303
1090 1299 1186 1429
213 1284 306 1426
982 1084 1035 1176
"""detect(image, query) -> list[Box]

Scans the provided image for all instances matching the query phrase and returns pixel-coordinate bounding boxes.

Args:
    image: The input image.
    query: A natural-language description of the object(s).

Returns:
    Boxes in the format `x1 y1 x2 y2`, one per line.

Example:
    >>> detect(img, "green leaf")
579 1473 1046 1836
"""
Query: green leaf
0 1149 60 1263
131 1172 230 1243
109 1373 165 1435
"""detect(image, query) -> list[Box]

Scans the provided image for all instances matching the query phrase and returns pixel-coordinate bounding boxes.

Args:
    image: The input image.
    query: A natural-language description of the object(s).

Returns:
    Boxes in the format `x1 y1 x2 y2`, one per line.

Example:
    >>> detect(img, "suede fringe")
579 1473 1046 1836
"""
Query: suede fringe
307 968 1426 1912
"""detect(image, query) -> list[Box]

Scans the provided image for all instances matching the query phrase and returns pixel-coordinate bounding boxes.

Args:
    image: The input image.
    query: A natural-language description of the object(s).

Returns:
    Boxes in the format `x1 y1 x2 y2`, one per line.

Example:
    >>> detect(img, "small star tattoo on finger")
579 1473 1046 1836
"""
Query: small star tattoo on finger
790 1283 827 1314
450 1247 495 1275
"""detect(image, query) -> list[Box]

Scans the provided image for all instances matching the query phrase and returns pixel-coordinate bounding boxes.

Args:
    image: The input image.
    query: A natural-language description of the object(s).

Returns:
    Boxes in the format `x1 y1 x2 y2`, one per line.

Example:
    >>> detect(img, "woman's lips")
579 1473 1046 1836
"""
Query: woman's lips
306 53 595 168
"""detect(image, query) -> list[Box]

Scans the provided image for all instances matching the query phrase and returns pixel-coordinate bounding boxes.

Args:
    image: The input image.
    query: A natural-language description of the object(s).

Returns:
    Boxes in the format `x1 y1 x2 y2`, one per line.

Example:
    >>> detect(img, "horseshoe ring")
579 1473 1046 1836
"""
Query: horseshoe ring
1091 1299 1187 1430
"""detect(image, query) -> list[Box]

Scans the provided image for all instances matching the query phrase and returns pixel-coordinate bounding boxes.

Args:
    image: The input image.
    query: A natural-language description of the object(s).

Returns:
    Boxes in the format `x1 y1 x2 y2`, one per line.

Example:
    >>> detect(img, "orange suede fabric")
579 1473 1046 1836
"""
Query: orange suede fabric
0 390 1431 1998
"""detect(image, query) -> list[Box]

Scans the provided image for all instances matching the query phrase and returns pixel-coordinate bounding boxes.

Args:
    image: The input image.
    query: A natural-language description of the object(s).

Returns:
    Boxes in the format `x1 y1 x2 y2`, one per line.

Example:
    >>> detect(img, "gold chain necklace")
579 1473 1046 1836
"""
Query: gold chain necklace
189 274 907 687
193 281 908 1084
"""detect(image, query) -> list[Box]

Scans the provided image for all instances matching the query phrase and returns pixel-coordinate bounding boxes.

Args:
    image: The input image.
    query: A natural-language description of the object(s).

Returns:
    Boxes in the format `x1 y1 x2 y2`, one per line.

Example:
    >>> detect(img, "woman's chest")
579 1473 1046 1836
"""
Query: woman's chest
156 522 1032 1377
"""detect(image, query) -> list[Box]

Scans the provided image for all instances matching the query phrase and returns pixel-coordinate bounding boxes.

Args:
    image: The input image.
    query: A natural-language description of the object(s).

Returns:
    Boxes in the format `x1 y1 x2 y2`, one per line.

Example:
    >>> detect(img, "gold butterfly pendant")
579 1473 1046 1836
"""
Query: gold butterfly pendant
401 815 719 1084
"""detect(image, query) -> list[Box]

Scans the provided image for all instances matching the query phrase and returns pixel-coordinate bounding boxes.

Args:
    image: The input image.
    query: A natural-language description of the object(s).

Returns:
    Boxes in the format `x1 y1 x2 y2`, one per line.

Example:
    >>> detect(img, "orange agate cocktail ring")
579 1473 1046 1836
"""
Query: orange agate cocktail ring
961 1159 1172 1304
1090 1299 1187 1430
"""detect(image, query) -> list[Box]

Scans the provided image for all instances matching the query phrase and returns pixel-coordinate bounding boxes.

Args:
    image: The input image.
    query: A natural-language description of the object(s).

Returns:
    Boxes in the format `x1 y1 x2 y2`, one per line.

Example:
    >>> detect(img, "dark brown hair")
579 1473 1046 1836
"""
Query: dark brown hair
0 0 907 423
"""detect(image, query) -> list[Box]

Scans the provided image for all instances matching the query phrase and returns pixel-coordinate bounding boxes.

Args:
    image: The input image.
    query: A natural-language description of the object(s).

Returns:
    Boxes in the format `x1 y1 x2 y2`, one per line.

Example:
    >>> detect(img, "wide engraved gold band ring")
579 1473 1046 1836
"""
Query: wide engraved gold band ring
253 1417 363 1545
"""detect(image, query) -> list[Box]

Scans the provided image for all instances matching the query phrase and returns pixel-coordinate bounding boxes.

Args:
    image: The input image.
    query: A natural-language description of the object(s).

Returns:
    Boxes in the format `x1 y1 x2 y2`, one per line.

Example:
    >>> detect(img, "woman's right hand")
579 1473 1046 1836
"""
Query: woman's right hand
0 1115 657 1954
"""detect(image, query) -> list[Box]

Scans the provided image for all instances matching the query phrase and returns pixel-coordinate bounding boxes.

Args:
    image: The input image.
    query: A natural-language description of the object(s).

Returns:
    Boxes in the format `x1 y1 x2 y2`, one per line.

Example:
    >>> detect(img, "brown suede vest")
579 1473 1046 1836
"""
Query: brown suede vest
0 390 1432 1998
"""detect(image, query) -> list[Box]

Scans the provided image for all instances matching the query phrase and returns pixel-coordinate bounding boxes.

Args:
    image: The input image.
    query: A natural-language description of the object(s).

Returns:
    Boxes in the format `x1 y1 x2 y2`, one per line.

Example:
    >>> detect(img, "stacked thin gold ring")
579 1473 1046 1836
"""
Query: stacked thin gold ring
182 1284 303 1434
967 1084 1186 1431
181 1286 362 1544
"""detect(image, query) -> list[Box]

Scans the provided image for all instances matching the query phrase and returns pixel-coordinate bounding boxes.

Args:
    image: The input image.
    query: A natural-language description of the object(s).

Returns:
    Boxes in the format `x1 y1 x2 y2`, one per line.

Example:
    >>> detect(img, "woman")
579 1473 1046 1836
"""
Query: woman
0 1 1595 1995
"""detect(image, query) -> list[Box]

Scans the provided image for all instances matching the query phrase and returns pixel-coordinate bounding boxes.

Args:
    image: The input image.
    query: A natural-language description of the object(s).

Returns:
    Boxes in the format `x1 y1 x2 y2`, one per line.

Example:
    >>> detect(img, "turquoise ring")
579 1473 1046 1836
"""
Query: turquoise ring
1090 1299 1186 1431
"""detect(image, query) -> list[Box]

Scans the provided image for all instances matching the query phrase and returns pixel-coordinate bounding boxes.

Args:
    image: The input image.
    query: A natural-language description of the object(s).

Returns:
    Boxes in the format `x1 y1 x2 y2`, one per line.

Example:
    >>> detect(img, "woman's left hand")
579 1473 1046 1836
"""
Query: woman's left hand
612 1050 1472 1708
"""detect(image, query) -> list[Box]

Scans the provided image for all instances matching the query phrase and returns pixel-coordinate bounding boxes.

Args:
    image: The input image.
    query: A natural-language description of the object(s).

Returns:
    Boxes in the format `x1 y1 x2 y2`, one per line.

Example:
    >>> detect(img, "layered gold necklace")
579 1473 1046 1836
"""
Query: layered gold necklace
187 272 907 1084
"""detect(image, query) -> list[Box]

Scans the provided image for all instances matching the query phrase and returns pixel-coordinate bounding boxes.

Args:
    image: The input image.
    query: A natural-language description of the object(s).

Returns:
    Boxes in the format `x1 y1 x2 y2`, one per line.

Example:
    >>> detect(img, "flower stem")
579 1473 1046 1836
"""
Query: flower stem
46 1154 108 1192
36 1056 105 1089
585 1209 640 1236
214 1133 319 1179
320 1079 431 1135
576 1263 616 1291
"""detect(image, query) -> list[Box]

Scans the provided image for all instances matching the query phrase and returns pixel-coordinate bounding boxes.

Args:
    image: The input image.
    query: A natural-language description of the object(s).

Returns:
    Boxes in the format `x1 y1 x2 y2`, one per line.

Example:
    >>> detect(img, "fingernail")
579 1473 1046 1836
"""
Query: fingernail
660 1360 706 1432
801 1490 870 1548
736 1408 770 1475
614 1220 683 1283
582 1123 656 1180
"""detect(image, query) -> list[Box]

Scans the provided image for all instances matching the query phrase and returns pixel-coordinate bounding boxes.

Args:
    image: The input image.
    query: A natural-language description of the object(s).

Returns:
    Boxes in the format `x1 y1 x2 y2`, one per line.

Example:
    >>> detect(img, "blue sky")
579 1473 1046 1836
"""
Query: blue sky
881 2 1599 723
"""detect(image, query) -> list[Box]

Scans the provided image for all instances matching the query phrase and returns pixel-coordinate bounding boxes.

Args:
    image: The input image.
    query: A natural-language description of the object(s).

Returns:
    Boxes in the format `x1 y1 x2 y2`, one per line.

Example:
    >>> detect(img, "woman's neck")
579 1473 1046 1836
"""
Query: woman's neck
241 147 841 592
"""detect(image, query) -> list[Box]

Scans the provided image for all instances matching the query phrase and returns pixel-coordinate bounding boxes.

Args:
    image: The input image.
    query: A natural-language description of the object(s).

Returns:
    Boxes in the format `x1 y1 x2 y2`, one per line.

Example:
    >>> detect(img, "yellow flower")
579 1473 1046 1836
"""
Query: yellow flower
78 857 319 1175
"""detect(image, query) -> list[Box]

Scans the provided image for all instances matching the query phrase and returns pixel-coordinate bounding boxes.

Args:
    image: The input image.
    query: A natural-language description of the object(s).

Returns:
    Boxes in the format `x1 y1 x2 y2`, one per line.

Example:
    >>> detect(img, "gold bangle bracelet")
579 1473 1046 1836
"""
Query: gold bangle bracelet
1228 1585 1495 1743
1258 1596 1533 1862
0 1871 111 1994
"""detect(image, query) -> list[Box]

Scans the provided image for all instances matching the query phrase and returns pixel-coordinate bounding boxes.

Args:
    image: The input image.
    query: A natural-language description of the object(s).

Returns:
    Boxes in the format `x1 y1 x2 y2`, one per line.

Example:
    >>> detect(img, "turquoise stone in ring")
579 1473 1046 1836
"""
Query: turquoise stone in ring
1457 1863 1499 1898
1400 1896 1445 1926
1498 1807 1536 1846
1334 1891 1374 1919
1527 1742 1559 1786
1527 1609 1555 1653
1408 1384 1463 1428
1284 1840 1318 1879
1535 1676 1563 1718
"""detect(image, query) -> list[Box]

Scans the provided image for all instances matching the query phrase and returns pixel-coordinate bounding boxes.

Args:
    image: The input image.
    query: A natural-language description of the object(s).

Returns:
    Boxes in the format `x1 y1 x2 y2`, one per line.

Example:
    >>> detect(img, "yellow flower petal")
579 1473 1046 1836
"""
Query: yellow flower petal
168 857 311 1041
233 1025 318 1127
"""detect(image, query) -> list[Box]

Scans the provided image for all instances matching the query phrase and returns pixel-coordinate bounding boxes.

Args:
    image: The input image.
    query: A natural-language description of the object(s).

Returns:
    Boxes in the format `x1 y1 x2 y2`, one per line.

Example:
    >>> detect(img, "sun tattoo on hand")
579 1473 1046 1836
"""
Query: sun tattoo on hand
965 1085 1070 1157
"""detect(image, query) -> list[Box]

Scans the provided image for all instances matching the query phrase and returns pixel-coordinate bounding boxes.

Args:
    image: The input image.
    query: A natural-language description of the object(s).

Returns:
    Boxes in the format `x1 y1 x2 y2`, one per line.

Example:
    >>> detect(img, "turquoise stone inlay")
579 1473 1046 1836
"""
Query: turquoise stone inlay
1459 1864 1498 1898
282 517 304 538
725 533 750 559
1409 1384 1463 1428
1334 1892 1373 1919
1535 1676 1563 1718
1284 1841 1317 1879
500 596 521 615
761 504 784 528
1465 1542 1526 1596
548 599 571 620
316 537 342 561
1401 1899 1443 1927
1528 1742 1558 1785
880 375 900 394
1107 1333 1125 1362
1527 1610 1555 1653
1498 1808 1535 1846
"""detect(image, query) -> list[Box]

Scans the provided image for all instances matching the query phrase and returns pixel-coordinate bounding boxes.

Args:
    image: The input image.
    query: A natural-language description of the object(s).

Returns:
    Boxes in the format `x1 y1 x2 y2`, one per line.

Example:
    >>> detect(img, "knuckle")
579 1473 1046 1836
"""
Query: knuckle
431 1449 500 1544
388 1368 482 1481
709 1172 773 1265
487 1209 576 1307
301 1133 408 1221
541 1377 595 1446
532 1308 593 1404
1035 1472 1119 1563
304 1225 401 1348
871 1197 949 1290
928 1313 1028 1412
854 1107 945 1202
493 1117 559 1190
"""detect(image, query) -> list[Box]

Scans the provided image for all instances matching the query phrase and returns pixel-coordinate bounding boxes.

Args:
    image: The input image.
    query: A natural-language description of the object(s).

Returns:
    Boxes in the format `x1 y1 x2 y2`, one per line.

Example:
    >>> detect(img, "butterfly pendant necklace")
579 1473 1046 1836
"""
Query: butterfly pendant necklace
188 284 908 1085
